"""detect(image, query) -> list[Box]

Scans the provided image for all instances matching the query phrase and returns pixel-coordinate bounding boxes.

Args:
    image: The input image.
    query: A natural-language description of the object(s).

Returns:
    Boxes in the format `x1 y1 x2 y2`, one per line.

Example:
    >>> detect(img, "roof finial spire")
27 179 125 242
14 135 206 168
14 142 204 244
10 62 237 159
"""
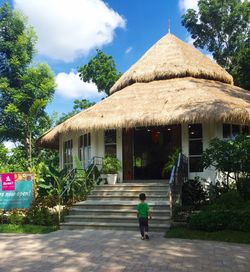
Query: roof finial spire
168 18 171 34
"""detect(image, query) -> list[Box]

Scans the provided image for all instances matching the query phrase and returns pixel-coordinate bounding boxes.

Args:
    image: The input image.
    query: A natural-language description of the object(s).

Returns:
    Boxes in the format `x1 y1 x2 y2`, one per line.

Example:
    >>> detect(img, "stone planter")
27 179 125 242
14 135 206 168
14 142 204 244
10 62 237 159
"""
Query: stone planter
107 174 118 185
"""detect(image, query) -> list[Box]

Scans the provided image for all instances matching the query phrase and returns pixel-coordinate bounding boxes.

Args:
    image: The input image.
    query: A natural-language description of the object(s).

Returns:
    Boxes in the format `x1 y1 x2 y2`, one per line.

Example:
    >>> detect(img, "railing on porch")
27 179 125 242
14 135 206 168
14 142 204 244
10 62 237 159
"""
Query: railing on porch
60 156 104 199
58 156 104 221
169 153 188 217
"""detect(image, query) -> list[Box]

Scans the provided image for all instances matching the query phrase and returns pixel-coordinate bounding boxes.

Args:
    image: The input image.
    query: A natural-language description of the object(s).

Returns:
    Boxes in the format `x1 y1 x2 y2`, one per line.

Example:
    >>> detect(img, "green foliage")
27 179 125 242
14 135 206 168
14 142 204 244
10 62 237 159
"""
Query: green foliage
78 49 121 95
102 156 122 174
189 210 250 232
202 135 250 184
182 0 250 89
0 224 58 234
0 3 56 163
26 196 67 226
8 210 26 225
182 177 208 207
165 227 250 244
237 178 250 200
162 149 180 178
57 99 95 125
205 190 250 211
0 3 37 83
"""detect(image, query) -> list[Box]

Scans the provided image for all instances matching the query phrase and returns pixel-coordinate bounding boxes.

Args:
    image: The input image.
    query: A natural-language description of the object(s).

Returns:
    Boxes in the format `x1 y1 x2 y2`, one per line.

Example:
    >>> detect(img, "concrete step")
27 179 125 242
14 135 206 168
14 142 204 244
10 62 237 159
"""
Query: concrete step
70 208 171 217
96 183 169 191
73 200 170 210
61 182 171 232
87 195 168 201
64 215 170 224
60 221 170 232
90 190 168 196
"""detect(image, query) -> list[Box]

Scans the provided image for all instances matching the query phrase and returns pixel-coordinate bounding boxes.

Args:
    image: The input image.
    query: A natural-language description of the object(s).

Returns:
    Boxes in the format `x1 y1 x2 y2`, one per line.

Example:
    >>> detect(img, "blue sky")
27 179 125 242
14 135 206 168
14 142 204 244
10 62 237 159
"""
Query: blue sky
1 0 199 117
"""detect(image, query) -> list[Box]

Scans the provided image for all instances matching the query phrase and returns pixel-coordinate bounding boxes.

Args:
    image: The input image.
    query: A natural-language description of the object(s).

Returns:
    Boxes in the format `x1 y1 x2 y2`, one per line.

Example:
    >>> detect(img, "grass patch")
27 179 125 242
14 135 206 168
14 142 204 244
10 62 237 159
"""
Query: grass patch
165 227 250 245
0 224 59 234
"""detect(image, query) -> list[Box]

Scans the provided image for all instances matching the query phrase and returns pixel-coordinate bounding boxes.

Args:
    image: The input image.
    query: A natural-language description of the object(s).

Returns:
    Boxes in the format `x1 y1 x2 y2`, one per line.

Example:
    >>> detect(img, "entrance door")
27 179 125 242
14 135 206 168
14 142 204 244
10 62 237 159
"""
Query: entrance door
122 128 134 180
133 125 181 180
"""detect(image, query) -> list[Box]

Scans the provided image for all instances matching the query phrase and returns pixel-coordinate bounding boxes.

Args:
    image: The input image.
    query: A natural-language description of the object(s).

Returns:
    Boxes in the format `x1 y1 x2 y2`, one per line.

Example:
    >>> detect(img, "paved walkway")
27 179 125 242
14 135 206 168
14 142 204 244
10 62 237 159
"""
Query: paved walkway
0 230 250 272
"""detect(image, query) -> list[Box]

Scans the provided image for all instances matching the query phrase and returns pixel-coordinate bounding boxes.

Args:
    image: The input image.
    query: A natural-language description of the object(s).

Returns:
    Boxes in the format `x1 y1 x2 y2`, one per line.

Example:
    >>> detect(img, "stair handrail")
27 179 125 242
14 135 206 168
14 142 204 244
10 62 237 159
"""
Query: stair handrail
169 153 188 217
60 156 104 198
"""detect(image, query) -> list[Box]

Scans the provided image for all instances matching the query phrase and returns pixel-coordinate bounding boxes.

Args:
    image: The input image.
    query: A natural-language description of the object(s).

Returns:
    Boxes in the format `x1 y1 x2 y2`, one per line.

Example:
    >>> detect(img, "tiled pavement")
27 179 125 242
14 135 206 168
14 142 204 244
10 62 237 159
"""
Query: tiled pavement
0 230 250 272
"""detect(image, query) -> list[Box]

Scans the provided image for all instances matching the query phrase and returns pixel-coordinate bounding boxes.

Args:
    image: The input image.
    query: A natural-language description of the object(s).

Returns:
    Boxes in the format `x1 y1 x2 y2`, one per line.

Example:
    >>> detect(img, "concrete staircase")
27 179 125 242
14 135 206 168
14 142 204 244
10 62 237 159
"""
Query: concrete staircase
60 182 171 232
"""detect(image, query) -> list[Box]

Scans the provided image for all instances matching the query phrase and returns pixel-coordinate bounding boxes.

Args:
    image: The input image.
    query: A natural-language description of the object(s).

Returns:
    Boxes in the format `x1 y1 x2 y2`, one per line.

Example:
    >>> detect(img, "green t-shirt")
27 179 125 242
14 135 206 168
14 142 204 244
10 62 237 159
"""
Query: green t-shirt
136 202 149 218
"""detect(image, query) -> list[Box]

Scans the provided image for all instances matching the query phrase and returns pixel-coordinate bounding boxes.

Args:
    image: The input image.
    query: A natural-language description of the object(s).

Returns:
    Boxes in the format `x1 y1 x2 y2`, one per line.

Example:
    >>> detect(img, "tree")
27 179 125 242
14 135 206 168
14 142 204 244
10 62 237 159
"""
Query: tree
0 2 37 87
57 99 95 125
182 0 250 90
0 3 56 163
1 64 55 162
202 135 250 185
78 49 121 95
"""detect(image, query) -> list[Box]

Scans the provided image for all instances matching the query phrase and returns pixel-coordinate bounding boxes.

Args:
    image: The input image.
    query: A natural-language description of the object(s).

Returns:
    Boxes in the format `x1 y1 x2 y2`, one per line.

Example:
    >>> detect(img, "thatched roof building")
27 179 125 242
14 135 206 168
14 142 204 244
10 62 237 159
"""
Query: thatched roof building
38 34 250 149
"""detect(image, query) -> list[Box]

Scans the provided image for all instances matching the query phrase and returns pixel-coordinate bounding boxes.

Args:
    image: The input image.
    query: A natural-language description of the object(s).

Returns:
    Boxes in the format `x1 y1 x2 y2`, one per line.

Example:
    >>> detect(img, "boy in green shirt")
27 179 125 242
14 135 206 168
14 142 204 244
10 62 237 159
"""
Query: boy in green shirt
136 193 152 240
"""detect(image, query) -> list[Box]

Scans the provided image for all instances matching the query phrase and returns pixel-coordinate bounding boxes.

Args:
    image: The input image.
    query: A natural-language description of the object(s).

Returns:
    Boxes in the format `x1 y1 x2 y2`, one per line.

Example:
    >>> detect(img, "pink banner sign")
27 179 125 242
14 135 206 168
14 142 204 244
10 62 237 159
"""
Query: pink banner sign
2 173 15 191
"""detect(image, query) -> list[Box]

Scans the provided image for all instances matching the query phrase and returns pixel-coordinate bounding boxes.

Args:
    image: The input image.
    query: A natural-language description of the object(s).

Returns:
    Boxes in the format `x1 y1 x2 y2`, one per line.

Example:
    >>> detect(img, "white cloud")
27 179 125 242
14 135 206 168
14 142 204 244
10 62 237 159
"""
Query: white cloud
55 71 104 99
125 47 133 54
179 0 198 12
14 0 126 62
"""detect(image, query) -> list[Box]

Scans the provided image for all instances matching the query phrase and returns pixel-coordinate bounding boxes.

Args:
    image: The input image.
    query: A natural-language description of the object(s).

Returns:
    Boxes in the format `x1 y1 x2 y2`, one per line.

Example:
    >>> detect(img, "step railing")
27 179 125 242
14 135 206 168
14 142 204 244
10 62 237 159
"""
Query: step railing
59 157 103 200
169 153 188 217
58 156 104 221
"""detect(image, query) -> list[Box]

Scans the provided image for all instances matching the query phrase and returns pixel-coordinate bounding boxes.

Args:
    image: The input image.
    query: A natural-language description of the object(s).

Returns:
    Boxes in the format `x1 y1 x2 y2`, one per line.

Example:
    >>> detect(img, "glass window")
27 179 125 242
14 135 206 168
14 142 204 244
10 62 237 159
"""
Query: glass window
189 124 202 139
63 139 73 170
232 125 240 137
242 126 249 135
79 133 91 169
189 139 203 155
188 124 203 173
223 124 231 138
104 130 116 157
223 124 249 138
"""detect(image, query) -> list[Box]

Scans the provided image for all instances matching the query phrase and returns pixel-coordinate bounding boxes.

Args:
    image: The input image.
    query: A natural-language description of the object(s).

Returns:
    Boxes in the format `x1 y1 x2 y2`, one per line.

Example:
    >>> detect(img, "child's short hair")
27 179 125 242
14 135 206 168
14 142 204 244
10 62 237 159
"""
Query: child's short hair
139 193 146 201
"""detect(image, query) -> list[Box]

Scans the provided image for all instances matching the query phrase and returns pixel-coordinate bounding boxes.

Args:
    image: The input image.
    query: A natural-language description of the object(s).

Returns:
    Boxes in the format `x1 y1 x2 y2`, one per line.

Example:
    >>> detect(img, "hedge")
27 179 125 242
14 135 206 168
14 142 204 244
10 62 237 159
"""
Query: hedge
189 210 250 232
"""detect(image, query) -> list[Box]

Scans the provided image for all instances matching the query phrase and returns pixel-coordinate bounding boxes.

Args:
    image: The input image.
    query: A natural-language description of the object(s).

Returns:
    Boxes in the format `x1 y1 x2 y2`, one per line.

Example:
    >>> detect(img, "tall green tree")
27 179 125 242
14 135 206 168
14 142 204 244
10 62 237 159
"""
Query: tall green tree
78 49 121 95
182 0 250 90
0 3 56 163
57 99 95 125
0 2 37 87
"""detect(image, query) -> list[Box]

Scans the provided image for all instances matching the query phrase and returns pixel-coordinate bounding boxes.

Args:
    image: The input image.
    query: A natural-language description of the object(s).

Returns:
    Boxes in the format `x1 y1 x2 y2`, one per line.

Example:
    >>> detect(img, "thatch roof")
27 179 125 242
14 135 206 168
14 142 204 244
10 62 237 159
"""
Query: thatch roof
38 77 250 148
110 34 233 94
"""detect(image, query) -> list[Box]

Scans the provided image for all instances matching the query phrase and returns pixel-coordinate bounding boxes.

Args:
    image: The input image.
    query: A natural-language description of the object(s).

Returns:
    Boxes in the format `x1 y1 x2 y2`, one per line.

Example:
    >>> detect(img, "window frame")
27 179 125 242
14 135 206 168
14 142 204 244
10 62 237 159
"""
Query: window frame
79 133 91 169
63 139 73 170
104 129 117 157
188 124 203 173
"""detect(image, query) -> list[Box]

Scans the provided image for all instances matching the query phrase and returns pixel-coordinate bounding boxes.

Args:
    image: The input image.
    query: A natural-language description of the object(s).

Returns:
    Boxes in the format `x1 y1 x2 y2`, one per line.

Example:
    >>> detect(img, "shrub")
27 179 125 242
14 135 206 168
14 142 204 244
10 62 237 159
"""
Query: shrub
182 177 208 207
8 210 26 225
237 178 250 200
102 156 122 174
189 210 250 232
202 135 250 186
206 190 248 210
26 196 61 226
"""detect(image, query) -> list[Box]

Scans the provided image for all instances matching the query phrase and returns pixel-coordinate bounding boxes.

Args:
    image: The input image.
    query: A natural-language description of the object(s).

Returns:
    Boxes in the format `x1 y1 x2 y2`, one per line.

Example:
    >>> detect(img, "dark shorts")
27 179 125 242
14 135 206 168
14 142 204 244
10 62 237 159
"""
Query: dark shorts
138 217 149 236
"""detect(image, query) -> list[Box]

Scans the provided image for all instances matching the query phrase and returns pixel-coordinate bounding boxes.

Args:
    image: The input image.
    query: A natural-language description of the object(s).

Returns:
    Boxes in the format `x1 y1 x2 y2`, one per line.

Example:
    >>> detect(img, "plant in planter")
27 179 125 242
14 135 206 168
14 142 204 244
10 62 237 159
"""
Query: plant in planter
102 156 122 185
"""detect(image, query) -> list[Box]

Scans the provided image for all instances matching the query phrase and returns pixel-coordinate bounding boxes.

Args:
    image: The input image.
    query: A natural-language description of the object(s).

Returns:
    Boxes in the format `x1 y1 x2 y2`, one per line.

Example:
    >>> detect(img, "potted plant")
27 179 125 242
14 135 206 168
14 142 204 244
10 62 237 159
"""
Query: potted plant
102 156 122 185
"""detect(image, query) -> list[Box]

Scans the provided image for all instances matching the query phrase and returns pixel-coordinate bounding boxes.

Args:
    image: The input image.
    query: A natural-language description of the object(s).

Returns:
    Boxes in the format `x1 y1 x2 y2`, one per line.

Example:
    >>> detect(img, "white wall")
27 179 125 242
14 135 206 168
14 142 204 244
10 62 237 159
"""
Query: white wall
59 129 124 180
59 123 225 182
182 122 222 182
59 130 105 169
